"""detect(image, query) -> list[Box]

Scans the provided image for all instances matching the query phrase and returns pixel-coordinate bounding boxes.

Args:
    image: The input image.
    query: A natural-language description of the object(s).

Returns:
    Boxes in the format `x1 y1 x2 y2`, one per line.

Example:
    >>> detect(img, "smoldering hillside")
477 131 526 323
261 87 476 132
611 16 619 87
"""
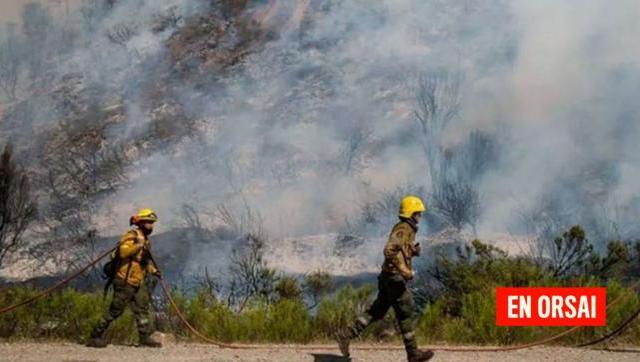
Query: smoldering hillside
1 0 639 283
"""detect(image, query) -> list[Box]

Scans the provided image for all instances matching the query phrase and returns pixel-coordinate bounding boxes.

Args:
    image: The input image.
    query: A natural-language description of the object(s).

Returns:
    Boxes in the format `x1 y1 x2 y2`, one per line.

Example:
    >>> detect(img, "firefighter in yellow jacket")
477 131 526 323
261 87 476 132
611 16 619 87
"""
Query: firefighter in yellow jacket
337 196 434 362
87 208 162 348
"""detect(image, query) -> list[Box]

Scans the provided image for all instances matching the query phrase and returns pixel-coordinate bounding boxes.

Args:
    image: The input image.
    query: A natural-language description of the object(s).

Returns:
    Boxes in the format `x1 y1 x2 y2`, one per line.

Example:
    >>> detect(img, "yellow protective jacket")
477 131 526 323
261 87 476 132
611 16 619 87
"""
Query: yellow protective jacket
115 228 158 287
381 219 420 280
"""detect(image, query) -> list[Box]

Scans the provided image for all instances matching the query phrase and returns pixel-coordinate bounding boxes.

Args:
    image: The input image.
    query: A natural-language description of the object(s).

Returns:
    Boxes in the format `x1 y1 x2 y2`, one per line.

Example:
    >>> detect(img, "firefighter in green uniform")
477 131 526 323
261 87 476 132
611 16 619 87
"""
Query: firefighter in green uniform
87 208 162 348
337 196 434 362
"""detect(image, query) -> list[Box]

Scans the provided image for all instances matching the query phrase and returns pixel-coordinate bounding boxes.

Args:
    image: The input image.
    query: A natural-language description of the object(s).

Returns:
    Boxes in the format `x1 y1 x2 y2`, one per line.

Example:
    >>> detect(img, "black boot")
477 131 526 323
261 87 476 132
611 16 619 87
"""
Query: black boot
86 337 108 348
86 326 108 348
336 316 369 358
407 349 434 362
335 329 351 358
139 334 162 348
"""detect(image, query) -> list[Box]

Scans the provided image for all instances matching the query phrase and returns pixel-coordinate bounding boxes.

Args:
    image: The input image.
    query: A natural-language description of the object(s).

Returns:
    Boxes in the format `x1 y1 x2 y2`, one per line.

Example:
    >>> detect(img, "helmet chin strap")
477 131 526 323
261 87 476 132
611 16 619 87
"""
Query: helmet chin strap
140 224 153 236
399 215 419 232
132 223 153 236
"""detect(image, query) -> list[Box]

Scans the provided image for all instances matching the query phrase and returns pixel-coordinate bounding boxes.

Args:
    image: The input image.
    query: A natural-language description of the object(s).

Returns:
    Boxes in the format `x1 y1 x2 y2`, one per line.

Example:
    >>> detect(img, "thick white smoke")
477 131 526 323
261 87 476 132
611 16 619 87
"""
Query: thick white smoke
3 0 640 257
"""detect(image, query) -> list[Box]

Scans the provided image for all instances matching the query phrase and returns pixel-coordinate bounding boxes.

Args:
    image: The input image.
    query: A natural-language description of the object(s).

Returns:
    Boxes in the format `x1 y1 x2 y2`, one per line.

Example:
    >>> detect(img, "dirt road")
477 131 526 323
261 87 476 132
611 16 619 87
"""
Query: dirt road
0 342 638 362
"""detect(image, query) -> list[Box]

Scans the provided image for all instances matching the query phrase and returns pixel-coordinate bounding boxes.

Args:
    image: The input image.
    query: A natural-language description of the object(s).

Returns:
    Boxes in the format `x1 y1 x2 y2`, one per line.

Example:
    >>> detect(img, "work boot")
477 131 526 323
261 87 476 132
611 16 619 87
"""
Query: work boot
86 336 108 348
407 349 434 362
138 334 162 348
336 331 351 358
336 316 369 357
86 327 108 348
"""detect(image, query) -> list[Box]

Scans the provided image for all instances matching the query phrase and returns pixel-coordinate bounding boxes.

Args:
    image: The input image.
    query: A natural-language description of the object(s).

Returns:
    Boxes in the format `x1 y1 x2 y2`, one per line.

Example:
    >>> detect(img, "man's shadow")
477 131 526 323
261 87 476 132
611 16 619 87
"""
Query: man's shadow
310 353 351 362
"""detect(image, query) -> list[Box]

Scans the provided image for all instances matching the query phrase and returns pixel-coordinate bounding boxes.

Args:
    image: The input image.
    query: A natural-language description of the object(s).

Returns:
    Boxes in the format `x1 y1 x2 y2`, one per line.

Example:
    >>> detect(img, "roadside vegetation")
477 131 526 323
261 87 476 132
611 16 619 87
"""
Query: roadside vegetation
1 226 639 346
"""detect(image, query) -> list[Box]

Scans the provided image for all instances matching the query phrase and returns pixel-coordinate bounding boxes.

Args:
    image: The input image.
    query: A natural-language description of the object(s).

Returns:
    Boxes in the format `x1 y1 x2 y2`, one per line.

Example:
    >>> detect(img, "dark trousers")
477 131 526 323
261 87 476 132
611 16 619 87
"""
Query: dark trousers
350 272 418 353
91 278 153 340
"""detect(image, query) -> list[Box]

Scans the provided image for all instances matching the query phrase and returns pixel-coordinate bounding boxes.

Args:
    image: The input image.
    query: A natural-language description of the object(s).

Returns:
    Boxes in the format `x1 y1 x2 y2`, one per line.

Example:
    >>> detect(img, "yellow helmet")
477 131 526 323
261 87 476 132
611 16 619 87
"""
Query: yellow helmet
130 208 158 225
399 196 426 218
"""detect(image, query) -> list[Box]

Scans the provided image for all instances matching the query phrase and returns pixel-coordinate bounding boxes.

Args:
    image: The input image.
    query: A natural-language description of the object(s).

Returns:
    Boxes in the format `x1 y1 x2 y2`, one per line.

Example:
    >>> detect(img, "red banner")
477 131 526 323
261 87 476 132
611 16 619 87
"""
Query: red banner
495 287 606 326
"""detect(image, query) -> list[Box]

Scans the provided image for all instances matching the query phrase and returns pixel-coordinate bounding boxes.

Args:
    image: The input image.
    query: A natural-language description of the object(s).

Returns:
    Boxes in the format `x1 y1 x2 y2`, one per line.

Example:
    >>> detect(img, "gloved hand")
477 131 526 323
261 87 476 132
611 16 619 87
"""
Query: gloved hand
412 242 421 256
401 269 416 281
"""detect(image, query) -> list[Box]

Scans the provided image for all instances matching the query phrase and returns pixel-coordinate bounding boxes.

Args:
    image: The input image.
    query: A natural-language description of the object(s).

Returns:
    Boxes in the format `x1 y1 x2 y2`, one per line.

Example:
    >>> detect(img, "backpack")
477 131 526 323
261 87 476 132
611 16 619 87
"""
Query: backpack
102 249 121 297
102 230 137 296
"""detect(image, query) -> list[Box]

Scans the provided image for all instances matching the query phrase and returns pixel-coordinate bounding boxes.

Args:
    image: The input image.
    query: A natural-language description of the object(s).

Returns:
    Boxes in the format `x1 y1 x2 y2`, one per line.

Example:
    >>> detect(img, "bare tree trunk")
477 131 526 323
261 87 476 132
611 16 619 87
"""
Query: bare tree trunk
0 144 38 268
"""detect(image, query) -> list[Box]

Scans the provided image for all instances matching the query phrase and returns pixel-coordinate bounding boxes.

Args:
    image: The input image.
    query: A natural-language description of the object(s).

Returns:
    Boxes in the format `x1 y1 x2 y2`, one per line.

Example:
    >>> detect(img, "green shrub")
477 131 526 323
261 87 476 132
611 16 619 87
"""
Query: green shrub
1 280 639 346
0 287 138 344
314 284 374 340
1 226 640 347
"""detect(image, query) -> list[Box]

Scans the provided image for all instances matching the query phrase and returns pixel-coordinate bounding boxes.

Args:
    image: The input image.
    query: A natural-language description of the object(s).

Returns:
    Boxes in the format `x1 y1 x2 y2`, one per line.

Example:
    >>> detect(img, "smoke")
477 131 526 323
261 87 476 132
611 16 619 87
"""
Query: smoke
3 0 640 255
126 0 519 238
478 0 640 241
